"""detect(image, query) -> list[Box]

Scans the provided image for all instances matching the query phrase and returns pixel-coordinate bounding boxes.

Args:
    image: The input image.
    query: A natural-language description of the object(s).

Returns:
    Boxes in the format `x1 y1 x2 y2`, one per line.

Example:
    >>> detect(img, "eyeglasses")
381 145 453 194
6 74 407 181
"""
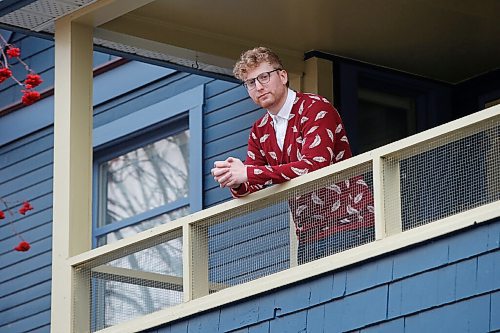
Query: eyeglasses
243 68 282 90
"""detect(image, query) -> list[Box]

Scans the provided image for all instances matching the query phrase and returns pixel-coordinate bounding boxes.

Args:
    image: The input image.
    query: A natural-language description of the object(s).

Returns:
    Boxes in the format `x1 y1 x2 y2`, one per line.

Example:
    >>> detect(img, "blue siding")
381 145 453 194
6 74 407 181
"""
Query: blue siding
203 80 263 207
404 295 491 333
0 119 53 332
144 218 500 333
491 291 500 331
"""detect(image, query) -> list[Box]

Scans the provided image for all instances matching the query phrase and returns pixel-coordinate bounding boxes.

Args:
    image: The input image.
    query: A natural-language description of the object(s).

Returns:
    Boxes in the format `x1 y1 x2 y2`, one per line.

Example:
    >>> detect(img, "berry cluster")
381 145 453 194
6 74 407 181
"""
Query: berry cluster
1 199 34 252
1 34 43 106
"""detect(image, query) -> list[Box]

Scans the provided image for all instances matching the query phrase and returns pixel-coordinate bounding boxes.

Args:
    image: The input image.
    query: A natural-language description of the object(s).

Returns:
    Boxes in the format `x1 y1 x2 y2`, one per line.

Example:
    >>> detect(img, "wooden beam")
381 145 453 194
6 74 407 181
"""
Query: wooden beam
62 0 155 27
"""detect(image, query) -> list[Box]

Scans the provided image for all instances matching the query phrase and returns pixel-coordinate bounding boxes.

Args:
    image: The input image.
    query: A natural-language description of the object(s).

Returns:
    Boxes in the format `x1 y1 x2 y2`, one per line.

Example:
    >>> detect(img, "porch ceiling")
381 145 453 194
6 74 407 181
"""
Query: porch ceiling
1 0 499 83
101 0 500 83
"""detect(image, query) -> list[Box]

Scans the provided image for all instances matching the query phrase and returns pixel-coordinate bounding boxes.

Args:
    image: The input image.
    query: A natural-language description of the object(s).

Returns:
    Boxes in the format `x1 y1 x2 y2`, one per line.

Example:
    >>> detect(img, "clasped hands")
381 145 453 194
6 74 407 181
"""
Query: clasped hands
211 157 248 188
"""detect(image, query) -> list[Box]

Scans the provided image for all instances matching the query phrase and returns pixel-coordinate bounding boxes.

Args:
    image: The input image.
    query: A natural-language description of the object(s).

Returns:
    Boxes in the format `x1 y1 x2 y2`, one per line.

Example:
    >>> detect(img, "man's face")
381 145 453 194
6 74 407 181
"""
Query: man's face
243 62 288 113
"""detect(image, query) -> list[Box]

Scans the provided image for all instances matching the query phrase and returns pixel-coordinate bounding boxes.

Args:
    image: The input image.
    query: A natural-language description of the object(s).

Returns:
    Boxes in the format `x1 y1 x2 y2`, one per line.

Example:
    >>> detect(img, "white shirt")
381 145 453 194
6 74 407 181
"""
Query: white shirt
269 88 296 150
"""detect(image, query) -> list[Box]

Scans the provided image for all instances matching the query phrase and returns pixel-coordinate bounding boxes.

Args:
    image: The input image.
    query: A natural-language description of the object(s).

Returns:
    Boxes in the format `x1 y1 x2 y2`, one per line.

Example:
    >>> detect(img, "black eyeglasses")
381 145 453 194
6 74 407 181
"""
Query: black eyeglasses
243 68 282 90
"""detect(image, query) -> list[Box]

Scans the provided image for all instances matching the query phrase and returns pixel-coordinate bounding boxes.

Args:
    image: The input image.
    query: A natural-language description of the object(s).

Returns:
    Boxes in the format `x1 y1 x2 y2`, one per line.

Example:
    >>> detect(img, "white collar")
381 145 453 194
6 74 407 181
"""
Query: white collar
269 88 296 120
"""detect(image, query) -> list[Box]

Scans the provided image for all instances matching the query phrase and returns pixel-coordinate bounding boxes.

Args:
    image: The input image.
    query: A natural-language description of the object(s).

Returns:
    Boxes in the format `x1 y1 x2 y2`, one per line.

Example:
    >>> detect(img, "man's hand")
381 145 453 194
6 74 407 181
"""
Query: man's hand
211 157 248 188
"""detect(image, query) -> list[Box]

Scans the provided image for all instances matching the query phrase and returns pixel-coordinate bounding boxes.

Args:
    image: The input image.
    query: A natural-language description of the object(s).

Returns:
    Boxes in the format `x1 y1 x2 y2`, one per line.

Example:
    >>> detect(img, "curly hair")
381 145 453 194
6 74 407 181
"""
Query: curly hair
233 46 284 81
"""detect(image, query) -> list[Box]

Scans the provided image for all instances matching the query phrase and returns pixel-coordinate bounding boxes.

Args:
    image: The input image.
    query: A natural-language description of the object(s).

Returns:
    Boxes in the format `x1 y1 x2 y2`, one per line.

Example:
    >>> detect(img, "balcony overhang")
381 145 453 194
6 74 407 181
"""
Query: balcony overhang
1 0 499 83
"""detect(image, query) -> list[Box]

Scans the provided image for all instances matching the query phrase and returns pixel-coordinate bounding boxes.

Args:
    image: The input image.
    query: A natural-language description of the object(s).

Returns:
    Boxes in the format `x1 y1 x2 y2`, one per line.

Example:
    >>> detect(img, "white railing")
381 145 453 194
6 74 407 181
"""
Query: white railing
68 104 500 333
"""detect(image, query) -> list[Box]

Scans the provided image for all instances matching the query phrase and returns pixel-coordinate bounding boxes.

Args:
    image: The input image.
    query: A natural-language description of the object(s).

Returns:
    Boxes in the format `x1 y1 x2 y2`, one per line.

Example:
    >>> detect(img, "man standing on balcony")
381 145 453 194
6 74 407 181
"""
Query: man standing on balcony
211 46 374 263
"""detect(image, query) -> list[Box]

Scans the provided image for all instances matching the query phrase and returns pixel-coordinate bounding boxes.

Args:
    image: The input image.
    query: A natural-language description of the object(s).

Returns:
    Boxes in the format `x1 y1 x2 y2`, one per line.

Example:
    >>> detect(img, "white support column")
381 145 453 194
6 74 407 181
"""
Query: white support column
51 17 93 333
372 157 386 240
288 72 303 93
303 56 334 102
486 129 500 199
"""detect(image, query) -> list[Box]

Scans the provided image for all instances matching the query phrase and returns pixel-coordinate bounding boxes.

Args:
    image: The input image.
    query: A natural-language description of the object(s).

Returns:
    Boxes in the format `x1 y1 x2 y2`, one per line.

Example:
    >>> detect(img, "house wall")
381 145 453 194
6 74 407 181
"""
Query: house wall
143 218 500 333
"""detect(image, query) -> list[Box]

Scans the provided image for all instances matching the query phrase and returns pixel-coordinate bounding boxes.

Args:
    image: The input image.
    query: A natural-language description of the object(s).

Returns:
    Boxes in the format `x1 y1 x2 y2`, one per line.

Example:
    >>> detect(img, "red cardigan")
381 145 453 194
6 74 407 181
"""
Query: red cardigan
231 92 374 241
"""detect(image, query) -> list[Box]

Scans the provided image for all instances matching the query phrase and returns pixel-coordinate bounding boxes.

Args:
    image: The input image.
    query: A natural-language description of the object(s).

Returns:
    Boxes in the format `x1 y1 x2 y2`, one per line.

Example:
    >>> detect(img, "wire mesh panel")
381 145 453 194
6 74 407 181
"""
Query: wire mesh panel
385 119 500 233
203 201 292 291
192 162 375 295
73 230 183 332
292 162 375 264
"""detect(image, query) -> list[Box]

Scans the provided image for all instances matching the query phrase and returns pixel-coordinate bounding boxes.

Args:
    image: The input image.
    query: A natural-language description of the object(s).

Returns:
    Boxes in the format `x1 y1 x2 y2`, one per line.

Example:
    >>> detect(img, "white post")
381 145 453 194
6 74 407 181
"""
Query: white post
183 223 209 301
51 17 93 333
373 155 403 239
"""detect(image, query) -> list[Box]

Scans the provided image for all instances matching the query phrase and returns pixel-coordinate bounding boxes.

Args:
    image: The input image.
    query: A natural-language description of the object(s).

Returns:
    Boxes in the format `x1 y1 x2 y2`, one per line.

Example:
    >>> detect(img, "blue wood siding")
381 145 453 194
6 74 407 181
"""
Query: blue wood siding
144 218 500 333
202 80 263 207
0 127 54 333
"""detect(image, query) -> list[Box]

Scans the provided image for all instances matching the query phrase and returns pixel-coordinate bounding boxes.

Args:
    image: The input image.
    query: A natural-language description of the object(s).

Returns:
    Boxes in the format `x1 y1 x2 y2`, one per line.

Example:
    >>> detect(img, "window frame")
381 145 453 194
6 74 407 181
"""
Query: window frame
91 85 204 248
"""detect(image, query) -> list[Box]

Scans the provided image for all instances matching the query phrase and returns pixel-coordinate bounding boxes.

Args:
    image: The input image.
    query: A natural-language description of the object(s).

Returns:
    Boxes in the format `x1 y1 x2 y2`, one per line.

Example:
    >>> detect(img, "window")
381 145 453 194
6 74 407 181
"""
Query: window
95 121 190 247
92 84 204 246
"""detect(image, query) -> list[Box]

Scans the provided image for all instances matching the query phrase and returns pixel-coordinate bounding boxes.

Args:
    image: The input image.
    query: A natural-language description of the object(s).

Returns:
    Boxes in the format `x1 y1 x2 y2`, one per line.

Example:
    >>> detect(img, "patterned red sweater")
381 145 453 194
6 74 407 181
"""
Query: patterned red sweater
231 92 374 242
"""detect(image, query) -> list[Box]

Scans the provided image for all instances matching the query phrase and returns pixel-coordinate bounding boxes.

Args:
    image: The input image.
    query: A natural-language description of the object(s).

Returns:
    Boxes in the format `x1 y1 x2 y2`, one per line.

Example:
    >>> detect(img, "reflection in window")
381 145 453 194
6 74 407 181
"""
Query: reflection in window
98 130 190 227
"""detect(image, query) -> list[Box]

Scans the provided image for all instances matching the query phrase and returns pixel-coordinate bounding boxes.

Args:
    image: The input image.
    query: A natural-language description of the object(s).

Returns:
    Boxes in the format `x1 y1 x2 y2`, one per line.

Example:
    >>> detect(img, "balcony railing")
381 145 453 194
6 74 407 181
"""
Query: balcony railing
68 105 500 333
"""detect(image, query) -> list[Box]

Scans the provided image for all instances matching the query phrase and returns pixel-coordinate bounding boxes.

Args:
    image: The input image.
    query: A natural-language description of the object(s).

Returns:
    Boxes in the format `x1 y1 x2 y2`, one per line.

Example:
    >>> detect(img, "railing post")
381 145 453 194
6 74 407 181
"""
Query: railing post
487 130 500 200
289 212 298 268
183 223 209 301
373 156 403 240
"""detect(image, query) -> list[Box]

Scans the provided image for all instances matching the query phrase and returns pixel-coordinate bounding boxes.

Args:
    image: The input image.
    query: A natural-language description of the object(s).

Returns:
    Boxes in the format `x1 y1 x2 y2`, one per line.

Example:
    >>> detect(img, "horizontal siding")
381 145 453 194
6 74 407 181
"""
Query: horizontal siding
202 82 262 207
0 279 51 312
0 309 51 333
144 218 500 333
0 115 54 332
0 128 53 164
0 148 53 182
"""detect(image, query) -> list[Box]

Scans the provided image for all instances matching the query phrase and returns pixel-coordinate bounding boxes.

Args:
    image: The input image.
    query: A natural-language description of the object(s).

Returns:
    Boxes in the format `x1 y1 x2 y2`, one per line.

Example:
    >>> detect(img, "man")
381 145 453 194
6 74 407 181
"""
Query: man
212 47 374 263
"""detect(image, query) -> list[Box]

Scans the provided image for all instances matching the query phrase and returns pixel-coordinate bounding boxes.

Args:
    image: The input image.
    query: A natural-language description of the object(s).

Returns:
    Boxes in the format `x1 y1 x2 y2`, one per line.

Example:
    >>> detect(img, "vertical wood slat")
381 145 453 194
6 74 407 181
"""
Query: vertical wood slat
183 223 209 302
383 158 403 236
373 156 403 240
289 212 298 268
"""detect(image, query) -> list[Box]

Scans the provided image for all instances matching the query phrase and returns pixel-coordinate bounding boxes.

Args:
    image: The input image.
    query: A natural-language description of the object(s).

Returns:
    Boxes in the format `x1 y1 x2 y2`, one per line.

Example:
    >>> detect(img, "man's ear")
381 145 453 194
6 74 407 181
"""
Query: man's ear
280 69 288 85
